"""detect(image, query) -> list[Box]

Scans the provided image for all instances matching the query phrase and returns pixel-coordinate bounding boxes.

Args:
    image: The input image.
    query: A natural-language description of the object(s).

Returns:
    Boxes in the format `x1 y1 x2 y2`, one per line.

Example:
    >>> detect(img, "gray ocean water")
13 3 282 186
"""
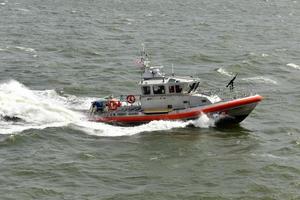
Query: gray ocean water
1 0 300 199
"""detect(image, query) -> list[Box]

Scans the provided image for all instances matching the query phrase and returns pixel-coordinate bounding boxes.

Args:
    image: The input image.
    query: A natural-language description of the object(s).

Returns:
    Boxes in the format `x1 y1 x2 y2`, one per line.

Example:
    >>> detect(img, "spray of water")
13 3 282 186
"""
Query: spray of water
0 80 214 136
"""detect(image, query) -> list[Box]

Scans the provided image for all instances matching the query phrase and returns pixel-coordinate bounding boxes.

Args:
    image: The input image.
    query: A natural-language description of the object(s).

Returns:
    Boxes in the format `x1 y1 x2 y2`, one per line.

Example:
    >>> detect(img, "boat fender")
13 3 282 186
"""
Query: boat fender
126 95 136 104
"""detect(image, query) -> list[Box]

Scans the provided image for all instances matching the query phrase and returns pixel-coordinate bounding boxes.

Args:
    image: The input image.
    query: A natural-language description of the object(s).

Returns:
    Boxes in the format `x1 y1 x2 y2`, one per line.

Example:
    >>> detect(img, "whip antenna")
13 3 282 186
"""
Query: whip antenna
226 73 238 91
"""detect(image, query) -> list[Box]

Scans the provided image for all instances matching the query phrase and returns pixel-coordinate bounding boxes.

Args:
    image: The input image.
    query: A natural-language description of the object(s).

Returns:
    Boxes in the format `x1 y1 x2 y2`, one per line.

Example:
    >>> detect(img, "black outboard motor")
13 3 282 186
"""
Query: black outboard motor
90 100 106 114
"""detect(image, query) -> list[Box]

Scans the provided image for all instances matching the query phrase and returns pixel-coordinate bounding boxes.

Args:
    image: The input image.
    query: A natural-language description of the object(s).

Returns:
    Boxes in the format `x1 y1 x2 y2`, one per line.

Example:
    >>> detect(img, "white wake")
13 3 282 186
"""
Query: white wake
0 80 213 136
287 63 300 70
216 67 233 77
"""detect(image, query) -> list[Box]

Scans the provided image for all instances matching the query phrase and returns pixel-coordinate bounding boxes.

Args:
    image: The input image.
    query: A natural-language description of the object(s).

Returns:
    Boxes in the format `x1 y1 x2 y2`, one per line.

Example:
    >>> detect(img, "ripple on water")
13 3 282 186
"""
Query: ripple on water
0 0 300 199
287 63 300 70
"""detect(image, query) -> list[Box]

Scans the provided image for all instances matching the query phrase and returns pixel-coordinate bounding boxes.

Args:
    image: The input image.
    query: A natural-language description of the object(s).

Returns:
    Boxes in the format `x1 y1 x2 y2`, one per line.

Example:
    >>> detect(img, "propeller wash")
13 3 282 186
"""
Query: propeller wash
0 80 215 136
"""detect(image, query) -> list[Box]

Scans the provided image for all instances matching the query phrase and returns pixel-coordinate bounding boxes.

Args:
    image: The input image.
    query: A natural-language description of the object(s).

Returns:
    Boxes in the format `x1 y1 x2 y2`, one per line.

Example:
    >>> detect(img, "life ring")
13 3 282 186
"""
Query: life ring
108 100 118 110
126 95 136 104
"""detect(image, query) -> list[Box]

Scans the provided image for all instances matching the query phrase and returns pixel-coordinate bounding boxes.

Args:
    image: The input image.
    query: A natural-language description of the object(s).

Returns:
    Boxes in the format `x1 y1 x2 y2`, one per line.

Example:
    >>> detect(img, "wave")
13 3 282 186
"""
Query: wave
0 80 81 134
16 8 30 12
287 63 300 70
241 76 277 85
0 46 36 53
216 68 233 77
251 153 285 160
0 80 213 136
217 68 277 85
72 114 215 137
15 46 36 53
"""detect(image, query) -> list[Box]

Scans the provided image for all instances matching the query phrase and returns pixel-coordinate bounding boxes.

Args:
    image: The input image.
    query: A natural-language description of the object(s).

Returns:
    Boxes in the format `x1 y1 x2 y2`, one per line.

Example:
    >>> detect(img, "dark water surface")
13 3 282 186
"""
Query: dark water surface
0 0 300 199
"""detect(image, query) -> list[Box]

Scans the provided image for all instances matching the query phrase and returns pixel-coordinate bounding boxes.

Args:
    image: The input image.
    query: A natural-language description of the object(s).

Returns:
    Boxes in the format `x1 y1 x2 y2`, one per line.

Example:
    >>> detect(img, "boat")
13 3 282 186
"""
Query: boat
88 47 263 126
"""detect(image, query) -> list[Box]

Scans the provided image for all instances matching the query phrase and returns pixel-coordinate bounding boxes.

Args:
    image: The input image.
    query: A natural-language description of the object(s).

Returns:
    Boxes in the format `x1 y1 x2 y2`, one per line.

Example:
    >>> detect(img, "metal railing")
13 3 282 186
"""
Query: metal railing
197 87 256 101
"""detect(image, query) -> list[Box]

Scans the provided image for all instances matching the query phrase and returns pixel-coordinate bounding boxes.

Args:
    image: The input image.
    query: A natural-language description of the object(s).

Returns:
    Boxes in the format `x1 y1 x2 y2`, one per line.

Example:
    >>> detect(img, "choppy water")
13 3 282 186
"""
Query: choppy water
0 0 300 199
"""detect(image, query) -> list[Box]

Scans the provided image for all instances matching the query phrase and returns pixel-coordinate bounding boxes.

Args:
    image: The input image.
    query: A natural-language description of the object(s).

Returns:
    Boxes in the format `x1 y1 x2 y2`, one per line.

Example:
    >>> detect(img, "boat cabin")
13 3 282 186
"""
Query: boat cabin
89 48 218 116
139 66 211 113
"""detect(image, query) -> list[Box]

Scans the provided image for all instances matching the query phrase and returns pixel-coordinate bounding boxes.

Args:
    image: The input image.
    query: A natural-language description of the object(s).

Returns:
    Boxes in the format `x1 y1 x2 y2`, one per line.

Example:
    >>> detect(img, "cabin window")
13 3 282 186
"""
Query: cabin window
168 78 176 83
142 86 151 95
175 85 182 93
169 85 175 93
153 85 165 94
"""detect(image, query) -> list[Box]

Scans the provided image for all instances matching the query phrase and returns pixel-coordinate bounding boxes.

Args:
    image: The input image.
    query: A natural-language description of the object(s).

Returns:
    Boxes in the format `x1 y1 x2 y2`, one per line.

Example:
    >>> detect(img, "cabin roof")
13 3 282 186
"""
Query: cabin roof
139 76 198 85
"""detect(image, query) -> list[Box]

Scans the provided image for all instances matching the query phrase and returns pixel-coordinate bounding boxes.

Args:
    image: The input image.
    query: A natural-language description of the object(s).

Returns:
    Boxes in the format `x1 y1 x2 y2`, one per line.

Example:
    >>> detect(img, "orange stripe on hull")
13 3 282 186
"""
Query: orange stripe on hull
201 94 263 113
92 95 263 124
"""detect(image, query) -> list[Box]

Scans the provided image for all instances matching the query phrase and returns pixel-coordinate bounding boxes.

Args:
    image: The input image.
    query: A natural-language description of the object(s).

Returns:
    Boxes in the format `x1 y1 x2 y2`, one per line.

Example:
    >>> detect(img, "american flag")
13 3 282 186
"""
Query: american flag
134 58 144 67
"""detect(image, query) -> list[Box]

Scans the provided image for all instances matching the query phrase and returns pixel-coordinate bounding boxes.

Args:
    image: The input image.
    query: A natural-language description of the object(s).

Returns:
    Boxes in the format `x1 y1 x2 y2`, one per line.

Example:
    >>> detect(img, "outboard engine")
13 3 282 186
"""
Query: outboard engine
89 100 106 115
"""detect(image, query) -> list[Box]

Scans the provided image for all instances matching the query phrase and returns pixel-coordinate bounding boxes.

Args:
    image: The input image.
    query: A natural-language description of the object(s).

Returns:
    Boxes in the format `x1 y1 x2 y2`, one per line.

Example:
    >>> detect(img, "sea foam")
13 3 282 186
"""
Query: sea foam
287 63 300 70
242 76 277 85
15 46 36 53
0 80 213 136
216 68 233 77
